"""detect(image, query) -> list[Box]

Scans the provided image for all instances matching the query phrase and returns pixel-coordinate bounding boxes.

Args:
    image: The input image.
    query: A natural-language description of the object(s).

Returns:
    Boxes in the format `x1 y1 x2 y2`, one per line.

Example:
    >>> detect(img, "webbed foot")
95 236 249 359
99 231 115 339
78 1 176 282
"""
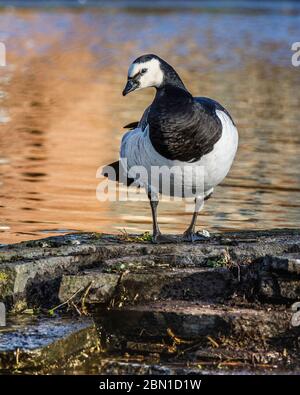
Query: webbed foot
182 230 210 243
152 233 178 244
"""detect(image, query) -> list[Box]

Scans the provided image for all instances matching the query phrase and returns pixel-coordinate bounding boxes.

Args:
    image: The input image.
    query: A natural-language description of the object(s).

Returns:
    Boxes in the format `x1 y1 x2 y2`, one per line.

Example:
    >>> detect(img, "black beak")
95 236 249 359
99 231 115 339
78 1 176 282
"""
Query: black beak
122 79 138 96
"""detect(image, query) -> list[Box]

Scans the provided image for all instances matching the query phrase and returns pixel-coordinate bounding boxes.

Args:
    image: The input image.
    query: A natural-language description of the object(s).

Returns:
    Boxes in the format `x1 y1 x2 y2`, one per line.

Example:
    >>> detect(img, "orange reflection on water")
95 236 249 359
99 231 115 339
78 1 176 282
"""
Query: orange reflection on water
0 7 299 243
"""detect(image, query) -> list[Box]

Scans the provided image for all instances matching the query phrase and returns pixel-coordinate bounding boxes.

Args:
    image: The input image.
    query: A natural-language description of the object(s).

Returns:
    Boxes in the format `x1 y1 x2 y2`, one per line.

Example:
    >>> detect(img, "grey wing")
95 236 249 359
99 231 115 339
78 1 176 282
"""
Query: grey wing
120 106 150 157
123 106 151 131
138 105 151 131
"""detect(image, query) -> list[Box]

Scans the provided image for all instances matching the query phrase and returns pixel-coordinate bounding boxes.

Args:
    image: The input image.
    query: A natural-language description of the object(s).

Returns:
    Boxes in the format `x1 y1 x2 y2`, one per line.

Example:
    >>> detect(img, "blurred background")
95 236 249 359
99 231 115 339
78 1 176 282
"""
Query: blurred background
0 0 299 243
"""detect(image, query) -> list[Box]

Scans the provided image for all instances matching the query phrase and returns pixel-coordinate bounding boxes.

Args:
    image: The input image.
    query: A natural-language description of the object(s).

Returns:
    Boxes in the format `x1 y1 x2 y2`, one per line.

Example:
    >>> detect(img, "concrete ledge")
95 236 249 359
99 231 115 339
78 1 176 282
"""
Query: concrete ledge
94 300 292 344
0 230 300 373
0 316 98 373
0 229 299 310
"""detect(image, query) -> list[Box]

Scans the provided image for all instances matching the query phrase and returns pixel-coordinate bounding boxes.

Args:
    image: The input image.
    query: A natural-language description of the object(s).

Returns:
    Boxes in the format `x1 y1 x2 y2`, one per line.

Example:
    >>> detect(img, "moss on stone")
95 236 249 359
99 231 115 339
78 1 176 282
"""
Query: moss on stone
0 272 8 282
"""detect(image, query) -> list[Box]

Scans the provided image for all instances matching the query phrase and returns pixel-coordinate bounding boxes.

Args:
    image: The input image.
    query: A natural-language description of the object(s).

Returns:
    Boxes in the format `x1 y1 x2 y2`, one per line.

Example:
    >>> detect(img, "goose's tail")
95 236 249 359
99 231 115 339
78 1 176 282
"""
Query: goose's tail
101 160 135 186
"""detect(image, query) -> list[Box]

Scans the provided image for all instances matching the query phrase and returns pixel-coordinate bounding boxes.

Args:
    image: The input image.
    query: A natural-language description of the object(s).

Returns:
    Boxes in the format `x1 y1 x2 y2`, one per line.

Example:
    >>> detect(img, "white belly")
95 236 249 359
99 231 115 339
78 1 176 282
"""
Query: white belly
120 110 238 198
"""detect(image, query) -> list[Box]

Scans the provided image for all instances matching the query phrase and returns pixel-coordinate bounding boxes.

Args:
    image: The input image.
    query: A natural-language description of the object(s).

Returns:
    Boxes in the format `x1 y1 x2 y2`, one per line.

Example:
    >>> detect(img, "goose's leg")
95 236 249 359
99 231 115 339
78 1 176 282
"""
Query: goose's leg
147 190 174 244
148 190 161 242
182 196 210 242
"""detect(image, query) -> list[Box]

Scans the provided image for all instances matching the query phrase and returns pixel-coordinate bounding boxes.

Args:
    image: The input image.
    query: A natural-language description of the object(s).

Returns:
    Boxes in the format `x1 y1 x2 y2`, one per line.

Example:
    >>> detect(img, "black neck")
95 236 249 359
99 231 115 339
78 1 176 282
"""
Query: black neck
157 60 187 91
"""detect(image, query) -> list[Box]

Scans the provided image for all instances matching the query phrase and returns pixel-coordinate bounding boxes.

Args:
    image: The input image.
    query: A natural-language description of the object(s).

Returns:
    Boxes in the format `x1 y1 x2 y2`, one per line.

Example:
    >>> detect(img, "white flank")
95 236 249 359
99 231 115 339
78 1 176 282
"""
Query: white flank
120 110 238 198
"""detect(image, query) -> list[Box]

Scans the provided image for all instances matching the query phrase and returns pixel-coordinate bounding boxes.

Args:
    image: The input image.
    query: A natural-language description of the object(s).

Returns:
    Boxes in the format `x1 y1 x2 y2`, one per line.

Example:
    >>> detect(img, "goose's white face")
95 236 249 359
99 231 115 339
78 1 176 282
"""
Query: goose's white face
123 58 164 96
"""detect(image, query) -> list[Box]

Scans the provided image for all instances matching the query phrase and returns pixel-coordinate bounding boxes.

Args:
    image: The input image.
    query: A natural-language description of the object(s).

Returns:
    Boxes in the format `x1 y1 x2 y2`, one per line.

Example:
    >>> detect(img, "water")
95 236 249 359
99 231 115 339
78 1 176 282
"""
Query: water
0 315 92 352
0 1 300 243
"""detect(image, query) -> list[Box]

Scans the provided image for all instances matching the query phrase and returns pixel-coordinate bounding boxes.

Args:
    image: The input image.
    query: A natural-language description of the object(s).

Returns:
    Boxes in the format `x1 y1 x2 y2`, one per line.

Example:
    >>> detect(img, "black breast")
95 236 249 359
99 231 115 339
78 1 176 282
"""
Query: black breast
148 88 227 163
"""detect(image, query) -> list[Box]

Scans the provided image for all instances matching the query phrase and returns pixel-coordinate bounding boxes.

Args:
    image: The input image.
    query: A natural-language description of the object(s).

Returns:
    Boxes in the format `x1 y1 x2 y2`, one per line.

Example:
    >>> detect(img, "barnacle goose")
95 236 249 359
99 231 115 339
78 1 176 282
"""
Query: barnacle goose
103 54 238 243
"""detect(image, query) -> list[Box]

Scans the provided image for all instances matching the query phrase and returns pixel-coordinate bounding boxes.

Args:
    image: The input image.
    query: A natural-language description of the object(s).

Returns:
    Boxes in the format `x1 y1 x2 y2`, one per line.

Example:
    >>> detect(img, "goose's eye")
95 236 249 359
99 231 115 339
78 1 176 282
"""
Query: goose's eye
141 68 147 75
